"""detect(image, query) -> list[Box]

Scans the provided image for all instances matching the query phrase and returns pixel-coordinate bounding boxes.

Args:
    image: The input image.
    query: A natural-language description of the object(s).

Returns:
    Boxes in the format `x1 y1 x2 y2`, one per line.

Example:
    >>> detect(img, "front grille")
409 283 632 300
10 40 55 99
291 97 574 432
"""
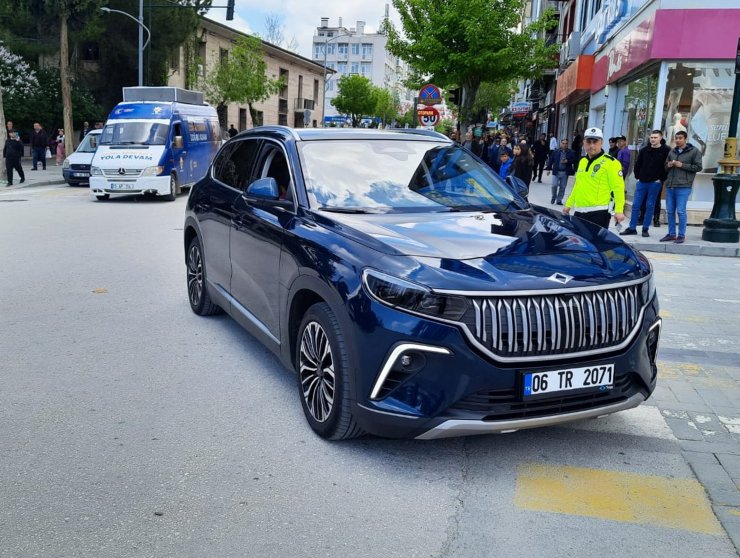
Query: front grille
461 282 644 360
451 373 639 419
70 163 91 170
102 168 142 177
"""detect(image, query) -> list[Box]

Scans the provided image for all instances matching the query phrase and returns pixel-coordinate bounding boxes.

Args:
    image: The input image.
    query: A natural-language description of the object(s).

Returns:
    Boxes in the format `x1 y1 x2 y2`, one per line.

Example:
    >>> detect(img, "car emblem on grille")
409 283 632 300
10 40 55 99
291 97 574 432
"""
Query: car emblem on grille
547 272 573 284
118 167 126 175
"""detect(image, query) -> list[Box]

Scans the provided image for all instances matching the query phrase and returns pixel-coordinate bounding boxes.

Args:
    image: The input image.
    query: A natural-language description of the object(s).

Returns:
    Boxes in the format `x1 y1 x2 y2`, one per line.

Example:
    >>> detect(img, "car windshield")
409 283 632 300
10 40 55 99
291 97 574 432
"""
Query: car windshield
75 133 100 153
297 139 525 213
100 122 169 146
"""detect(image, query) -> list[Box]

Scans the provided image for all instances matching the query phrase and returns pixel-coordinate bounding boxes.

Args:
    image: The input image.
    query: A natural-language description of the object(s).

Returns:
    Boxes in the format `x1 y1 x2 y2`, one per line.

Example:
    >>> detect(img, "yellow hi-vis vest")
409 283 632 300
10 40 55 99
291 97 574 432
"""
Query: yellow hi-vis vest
565 151 625 213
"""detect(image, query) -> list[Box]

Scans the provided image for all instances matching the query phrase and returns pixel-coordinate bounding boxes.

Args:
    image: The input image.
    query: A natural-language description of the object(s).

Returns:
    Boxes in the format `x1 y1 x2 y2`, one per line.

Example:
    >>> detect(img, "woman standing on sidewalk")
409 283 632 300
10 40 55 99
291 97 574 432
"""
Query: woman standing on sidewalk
55 128 66 166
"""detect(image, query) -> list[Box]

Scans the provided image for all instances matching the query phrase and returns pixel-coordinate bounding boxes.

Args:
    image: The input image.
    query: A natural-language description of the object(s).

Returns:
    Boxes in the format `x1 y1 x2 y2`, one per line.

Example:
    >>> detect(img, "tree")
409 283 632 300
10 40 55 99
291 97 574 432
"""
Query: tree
385 0 558 128
199 34 283 128
473 80 518 123
373 87 400 128
331 75 377 128
263 13 299 52
0 44 38 181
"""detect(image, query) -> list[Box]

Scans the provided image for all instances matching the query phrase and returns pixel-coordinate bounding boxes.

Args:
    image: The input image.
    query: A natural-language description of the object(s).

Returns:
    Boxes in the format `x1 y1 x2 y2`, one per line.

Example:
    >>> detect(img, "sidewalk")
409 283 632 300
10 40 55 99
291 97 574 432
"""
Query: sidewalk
527 177 740 258
2 159 67 191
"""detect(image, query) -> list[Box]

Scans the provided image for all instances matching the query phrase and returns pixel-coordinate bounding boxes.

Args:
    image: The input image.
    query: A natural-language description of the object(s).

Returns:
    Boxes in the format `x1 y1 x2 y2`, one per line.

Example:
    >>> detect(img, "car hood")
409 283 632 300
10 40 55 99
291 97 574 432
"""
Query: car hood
314 206 647 288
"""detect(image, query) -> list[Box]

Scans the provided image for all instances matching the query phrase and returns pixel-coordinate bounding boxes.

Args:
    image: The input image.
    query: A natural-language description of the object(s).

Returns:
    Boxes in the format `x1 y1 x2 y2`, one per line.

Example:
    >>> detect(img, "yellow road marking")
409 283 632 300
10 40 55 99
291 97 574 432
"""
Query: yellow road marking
514 463 722 535
647 252 683 262
92 288 108 294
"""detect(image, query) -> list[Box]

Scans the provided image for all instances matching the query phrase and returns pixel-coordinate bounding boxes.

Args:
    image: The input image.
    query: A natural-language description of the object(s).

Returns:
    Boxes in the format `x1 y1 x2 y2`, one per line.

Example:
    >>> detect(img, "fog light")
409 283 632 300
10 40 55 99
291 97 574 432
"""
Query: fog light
400 355 412 367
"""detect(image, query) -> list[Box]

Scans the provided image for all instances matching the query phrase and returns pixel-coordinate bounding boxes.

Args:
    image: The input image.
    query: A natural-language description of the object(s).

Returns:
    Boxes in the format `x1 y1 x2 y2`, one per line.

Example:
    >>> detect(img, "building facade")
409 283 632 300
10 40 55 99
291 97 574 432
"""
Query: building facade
168 18 328 130
311 14 411 123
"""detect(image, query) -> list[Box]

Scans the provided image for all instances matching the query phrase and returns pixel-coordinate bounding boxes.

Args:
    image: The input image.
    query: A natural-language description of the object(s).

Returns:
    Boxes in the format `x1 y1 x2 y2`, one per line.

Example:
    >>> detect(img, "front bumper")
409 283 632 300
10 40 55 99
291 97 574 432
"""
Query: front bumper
63 168 91 185
347 293 660 439
89 175 170 197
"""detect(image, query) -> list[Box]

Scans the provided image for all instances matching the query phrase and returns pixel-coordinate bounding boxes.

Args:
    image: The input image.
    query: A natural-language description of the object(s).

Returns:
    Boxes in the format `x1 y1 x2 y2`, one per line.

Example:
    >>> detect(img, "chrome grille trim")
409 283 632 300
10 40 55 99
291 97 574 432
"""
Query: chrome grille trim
103 168 142 177
463 282 646 363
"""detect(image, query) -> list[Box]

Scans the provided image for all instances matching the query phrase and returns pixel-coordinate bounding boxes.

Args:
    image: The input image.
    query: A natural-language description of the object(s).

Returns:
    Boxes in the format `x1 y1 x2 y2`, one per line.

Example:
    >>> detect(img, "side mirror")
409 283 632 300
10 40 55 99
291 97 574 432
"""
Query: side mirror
506 175 529 201
246 177 280 200
173 135 183 149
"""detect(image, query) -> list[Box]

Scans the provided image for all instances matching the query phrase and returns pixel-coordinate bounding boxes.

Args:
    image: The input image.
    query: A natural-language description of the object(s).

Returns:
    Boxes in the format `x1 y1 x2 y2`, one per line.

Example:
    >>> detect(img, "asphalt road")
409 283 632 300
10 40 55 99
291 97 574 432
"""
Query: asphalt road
1 185 738 558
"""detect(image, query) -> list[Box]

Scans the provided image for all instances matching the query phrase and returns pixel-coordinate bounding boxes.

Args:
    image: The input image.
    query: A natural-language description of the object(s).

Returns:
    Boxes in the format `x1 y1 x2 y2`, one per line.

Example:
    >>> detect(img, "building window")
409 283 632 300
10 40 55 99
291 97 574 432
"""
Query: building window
253 111 264 126
314 44 323 58
362 43 373 58
662 62 739 173
361 62 371 77
313 79 319 103
350 62 359 74
326 43 336 55
279 68 289 98
326 80 334 92
338 43 348 55
338 62 347 75
351 43 360 56
220 48 229 64
278 114 288 126
169 49 180 71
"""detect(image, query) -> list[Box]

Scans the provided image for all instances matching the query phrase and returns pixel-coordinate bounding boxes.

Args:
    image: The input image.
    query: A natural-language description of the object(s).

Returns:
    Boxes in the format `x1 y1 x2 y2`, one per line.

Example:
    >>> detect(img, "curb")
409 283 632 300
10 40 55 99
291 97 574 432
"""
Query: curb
3 179 68 191
626 240 740 258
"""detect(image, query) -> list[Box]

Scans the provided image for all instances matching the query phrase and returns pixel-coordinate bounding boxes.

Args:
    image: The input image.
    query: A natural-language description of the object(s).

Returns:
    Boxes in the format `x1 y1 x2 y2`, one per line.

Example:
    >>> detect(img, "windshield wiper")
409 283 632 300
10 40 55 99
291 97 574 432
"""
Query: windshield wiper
319 207 375 214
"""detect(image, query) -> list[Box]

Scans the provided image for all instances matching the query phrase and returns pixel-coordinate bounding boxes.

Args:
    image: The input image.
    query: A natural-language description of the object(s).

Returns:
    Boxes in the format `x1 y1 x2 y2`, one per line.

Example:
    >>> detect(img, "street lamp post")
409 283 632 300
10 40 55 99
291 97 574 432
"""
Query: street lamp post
321 33 352 127
100 3 151 87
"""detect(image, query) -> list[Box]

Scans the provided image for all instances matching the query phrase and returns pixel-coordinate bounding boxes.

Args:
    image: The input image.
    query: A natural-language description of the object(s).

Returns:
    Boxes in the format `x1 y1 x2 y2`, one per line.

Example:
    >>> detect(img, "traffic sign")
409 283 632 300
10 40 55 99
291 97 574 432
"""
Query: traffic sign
418 83 442 106
417 106 440 127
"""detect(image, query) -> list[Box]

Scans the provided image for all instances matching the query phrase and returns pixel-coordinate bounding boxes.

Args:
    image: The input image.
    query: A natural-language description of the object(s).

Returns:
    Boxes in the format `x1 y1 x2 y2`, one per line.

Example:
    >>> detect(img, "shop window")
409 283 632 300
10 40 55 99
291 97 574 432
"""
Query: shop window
662 62 739 173
620 72 658 154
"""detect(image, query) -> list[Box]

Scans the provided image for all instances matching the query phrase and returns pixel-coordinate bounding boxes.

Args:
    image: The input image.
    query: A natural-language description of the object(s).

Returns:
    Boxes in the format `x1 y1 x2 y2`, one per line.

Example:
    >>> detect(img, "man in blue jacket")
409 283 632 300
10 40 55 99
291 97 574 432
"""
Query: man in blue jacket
545 138 576 204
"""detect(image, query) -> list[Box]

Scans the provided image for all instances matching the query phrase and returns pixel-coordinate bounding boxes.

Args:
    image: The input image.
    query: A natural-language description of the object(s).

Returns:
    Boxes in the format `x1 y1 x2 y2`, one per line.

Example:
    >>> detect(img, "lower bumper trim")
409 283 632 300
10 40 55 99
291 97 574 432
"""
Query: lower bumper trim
415 392 646 440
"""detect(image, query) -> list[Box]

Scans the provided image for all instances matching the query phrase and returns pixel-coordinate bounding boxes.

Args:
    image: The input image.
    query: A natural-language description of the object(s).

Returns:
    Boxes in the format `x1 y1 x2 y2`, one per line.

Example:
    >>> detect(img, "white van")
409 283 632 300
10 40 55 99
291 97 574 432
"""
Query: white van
62 130 102 186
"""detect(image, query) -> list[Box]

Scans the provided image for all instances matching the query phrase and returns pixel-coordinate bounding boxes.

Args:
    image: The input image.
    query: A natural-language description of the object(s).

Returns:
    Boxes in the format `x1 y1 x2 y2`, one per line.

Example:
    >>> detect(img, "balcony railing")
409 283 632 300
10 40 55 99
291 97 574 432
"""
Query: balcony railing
294 98 316 110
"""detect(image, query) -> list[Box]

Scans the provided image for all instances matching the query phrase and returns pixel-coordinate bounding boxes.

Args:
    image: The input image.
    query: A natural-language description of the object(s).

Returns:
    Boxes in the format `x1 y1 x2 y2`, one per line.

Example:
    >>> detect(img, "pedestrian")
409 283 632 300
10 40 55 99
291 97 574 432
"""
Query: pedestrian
6 120 17 135
510 143 534 187
637 135 669 227
563 127 625 229
497 150 513 179
4 130 25 186
660 131 703 244
608 137 619 157
94 121 104 130
55 128 66 165
532 133 549 183
548 132 558 152
572 133 583 167
616 136 631 176
620 130 671 238
228 124 238 138
545 138 576 205
79 121 90 142
30 122 48 171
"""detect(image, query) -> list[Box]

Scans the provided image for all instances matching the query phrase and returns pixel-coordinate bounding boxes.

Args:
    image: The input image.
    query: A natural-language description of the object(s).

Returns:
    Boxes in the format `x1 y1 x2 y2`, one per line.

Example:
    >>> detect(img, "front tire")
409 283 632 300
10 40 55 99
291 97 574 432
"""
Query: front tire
296 303 363 440
186 236 222 316
95 194 109 201
164 174 178 202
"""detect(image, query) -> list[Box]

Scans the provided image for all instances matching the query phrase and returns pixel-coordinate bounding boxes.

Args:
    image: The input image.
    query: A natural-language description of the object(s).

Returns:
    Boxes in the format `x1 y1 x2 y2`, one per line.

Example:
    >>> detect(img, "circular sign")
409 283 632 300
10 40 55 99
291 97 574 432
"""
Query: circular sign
418 83 442 106
417 106 440 127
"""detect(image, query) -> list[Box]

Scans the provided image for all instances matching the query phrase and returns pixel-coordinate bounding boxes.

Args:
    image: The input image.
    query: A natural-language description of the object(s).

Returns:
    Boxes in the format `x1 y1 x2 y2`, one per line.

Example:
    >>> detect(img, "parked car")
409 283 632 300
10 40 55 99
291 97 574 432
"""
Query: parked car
184 127 661 440
62 129 102 186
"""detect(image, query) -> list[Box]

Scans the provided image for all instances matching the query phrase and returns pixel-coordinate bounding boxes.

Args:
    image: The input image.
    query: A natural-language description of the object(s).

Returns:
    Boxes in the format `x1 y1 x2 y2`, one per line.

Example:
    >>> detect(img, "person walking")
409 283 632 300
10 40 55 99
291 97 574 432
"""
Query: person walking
30 122 48 170
532 134 549 183
4 130 25 186
562 127 625 229
616 135 631 176
497 150 513 179
55 128 66 165
620 130 671 238
79 121 90 142
548 132 558 152
660 130 703 244
545 138 576 205
228 124 238 138
608 137 619 157
510 143 534 187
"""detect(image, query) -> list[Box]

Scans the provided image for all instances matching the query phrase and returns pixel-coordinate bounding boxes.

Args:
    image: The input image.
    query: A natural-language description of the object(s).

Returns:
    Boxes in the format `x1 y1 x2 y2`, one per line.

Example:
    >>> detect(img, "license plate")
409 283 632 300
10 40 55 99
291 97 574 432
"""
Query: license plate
73 172 89 177
523 364 614 398
109 183 136 190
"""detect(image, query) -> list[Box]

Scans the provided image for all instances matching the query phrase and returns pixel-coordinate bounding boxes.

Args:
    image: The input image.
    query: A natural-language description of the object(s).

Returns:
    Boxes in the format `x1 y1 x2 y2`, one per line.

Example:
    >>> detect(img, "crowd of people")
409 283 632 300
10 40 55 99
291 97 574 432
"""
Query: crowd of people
450 124 703 244
3 120 103 185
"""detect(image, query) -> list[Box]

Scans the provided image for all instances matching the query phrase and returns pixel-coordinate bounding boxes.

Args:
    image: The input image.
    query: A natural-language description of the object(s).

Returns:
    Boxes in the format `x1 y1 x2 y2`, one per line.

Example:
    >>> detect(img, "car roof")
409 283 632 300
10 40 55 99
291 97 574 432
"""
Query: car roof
88 129 102 135
234 126 452 143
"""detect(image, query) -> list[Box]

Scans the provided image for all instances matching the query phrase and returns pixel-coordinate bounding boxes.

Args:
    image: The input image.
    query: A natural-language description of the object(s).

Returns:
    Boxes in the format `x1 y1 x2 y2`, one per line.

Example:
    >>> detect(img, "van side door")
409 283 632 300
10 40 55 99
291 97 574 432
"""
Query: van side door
171 120 189 184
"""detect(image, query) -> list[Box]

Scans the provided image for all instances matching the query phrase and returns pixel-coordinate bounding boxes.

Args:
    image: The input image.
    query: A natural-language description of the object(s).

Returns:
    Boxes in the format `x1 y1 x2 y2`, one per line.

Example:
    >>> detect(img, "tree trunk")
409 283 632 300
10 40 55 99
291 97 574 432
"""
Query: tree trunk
0 82 7 182
461 79 480 130
217 102 227 129
247 102 258 128
60 14 74 158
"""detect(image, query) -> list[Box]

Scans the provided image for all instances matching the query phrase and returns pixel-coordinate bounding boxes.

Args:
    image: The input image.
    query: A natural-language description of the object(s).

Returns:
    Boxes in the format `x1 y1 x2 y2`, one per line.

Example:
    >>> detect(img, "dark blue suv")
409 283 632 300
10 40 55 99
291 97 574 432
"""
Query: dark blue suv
184 127 660 440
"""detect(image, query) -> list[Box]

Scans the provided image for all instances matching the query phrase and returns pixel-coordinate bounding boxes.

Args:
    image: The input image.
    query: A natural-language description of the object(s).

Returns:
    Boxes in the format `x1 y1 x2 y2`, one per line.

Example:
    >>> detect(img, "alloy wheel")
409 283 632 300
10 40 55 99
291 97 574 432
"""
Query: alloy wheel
187 243 203 307
299 321 335 423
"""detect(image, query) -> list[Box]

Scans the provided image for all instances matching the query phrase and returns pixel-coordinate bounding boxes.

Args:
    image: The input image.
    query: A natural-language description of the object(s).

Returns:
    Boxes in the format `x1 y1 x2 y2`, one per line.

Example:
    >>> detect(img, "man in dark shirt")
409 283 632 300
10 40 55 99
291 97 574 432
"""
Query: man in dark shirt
228 124 238 138
532 133 549 183
4 131 25 185
30 122 48 171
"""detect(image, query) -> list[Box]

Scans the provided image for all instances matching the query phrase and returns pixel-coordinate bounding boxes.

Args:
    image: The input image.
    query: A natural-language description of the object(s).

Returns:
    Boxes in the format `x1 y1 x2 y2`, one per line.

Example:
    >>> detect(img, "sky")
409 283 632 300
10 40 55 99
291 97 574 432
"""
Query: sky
205 0 402 59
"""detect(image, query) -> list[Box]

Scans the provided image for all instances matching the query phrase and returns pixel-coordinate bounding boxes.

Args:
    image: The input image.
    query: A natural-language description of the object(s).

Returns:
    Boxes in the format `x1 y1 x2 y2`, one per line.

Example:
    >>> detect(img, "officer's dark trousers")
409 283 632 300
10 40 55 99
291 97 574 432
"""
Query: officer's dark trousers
574 209 611 229
5 158 24 185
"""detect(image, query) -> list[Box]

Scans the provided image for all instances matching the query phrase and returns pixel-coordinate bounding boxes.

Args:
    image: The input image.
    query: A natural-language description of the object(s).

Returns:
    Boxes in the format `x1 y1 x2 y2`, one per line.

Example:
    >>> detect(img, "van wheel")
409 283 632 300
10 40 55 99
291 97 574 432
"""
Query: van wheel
296 303 363 440
164 174 178 201
95 194 109 201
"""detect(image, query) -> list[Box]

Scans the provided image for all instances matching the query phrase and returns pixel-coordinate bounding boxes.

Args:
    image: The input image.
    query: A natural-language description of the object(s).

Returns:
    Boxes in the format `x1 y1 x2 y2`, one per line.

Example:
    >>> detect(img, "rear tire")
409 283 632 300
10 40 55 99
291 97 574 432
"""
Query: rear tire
296 303 363 440
164 174 178 202
186 236 222 316
95 194 109 201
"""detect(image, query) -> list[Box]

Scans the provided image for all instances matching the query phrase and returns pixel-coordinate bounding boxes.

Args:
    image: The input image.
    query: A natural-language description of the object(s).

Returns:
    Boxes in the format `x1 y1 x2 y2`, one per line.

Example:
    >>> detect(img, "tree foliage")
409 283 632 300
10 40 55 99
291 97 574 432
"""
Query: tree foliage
199 34 283 127
386 0 558 127
331 75 377 128
262 13 299 52
373 88 400 127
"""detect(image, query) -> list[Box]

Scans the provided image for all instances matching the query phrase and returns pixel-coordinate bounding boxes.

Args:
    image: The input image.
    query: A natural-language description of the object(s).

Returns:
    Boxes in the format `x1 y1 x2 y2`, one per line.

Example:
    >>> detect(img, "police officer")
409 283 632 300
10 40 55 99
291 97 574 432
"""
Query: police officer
562 127 625 229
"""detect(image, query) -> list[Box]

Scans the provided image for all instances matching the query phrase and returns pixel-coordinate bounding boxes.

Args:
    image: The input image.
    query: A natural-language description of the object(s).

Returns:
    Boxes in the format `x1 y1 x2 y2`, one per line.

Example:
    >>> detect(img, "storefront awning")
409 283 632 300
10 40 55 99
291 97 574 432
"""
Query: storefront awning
555 55 594 105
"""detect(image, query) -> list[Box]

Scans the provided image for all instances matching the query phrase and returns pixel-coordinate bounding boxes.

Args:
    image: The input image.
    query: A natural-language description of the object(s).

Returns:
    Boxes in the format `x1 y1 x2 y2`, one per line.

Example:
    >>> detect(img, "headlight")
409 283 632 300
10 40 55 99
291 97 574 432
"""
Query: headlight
363 269 469 321
640 274 656 304
62 159 70 169
91 166 102 176
140 165 164 177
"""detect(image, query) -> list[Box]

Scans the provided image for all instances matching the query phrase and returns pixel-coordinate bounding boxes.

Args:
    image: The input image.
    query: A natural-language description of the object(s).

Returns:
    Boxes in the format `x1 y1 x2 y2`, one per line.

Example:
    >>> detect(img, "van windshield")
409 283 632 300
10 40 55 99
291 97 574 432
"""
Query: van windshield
100 122 169 146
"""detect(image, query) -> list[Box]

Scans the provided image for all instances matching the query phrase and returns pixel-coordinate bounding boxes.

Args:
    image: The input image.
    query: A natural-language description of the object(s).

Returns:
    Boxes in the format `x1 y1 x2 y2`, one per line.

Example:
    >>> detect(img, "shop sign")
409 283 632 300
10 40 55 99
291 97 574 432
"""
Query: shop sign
594 0 645 47
511 101 531 116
